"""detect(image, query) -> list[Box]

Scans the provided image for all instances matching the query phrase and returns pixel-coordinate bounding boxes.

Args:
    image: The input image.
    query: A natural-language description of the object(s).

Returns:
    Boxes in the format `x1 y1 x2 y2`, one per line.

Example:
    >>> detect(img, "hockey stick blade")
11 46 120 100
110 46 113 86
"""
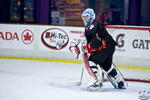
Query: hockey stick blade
72 66 84 86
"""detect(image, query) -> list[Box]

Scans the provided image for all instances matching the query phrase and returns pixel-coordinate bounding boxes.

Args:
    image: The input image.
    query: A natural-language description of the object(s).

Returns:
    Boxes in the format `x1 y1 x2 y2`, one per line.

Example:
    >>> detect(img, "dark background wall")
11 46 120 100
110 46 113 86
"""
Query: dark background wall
0 0 149 26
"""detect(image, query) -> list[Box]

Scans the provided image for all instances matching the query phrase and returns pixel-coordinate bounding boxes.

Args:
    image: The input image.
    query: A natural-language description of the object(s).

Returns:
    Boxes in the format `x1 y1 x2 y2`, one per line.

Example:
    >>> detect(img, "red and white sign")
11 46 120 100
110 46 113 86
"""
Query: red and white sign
0 24 34 49
21 29 34 45
0 32 19 41
0 24 149 67
39 26 85 52
41 28 69 50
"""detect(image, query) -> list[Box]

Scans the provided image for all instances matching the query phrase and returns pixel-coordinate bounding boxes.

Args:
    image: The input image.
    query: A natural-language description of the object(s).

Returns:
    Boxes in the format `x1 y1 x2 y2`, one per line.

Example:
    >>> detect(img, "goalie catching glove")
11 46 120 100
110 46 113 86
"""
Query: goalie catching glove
69 39 87 59
69 37 106 59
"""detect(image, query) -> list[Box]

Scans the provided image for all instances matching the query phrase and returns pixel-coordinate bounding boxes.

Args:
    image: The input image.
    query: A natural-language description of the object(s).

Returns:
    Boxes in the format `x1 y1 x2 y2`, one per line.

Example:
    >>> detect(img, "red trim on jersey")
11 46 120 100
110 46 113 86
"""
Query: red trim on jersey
83 39 106 53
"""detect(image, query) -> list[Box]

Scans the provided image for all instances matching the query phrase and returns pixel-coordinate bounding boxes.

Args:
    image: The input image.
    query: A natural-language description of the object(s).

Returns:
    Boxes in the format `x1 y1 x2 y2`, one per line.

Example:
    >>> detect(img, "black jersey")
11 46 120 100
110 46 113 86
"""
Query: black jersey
84 20 117 48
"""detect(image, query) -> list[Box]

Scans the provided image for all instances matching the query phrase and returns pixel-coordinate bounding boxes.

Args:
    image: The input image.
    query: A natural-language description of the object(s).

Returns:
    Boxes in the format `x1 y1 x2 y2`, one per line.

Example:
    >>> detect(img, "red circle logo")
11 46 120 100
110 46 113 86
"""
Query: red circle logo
21 29 34 45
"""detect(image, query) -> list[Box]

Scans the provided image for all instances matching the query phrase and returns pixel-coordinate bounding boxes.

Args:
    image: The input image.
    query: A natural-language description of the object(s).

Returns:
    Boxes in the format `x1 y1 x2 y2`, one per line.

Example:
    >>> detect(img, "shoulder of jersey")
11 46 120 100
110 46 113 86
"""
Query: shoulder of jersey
89 24 94 30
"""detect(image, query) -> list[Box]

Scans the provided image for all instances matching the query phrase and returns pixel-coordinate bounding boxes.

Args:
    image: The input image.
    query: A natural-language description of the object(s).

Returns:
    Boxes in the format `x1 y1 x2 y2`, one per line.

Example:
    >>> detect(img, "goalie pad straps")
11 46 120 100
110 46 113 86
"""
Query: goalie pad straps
82 53 97 80
107 64 114 74
107 64 117 77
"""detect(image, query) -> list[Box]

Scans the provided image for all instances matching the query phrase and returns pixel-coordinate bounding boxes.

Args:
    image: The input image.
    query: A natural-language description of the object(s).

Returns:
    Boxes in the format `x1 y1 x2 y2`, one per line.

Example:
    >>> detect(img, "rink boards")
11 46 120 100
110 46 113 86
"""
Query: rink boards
0 24 150 75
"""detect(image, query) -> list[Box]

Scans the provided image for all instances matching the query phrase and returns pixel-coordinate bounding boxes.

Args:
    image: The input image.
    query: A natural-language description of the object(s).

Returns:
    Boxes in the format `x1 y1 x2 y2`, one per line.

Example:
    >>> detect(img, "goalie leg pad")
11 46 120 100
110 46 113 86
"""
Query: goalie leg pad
82 53 104 91
86 61 104 92
105 64 128 89
89 61 103 83
82 53 97 80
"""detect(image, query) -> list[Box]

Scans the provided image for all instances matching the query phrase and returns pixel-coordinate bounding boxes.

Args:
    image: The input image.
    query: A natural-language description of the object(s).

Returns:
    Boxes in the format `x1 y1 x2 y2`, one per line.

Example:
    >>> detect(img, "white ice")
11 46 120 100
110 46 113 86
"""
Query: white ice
0 59 150 100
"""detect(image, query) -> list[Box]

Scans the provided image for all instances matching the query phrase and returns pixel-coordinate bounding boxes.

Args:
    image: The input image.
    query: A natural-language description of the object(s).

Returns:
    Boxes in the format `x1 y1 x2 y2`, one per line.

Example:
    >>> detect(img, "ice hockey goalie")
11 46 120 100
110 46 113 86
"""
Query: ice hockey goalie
69 8 128 92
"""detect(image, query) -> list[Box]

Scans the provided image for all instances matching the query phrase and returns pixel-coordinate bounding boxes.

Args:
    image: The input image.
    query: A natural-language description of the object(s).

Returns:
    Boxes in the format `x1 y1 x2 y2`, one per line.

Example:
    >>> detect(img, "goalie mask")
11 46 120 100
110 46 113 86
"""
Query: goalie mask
82 8 95 27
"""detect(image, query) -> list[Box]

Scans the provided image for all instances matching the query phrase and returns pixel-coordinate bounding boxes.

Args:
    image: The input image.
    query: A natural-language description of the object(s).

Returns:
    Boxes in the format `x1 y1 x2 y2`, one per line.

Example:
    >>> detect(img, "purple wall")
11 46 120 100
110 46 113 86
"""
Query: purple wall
0 0 143 26
0 0 9 22
36 0 49 24
129 0 141 25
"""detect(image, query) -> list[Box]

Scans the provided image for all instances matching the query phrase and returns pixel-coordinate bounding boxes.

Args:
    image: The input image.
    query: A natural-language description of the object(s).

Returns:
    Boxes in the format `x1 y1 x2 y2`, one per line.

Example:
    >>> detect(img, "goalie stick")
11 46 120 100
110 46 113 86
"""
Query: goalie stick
72 66 84 86
69 40 86 86
73 52 98 86
69 39 101 86
69 39 104 86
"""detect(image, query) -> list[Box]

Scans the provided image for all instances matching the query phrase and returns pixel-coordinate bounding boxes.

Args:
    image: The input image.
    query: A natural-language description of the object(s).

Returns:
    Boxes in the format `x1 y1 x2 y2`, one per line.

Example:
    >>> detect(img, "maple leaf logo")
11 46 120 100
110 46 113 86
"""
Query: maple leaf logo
24 32 32 41
21 29 34 45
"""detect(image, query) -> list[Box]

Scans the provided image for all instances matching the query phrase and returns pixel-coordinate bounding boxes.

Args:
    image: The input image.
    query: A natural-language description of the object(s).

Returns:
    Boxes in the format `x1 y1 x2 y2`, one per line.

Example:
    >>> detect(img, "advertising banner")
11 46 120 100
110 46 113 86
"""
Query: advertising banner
107 27 150 59
39 26 85 52
0 24 35 50
0 24 150 61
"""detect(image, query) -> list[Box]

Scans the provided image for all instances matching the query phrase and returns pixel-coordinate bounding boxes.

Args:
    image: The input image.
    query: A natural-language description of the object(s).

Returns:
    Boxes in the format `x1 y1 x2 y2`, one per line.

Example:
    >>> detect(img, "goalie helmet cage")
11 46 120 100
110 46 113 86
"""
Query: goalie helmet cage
103 25 150 84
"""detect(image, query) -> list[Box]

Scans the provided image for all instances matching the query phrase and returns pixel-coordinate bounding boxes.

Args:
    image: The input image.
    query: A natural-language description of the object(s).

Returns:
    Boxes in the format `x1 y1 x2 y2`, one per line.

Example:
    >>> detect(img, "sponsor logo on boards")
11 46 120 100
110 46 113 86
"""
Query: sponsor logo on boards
41 28 69 50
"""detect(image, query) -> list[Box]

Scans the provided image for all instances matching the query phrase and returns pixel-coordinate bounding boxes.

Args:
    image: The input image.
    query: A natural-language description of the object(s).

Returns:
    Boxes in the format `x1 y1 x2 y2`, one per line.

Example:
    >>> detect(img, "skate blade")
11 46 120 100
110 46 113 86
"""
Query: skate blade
87 87 103 92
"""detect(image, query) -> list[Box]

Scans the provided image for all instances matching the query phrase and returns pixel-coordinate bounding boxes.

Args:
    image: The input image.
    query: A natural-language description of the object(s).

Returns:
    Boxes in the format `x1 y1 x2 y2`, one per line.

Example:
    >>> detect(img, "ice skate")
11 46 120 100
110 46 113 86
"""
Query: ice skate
87 81 103 92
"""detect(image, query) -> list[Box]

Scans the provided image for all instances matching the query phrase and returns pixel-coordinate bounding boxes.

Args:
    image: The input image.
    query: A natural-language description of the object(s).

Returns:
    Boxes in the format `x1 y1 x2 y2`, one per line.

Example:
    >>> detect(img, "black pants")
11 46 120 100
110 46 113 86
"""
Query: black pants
89 47 115 72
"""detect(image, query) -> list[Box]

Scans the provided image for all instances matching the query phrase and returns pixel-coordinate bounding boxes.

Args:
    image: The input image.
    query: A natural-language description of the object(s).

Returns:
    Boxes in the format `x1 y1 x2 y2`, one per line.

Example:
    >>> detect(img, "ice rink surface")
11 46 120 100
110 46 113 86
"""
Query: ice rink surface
0 59 150 100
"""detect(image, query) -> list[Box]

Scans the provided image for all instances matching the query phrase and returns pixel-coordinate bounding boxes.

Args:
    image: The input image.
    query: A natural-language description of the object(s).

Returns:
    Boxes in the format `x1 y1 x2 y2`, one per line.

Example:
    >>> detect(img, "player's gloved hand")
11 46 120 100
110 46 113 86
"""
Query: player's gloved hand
81 41 88 53
69 39 88 59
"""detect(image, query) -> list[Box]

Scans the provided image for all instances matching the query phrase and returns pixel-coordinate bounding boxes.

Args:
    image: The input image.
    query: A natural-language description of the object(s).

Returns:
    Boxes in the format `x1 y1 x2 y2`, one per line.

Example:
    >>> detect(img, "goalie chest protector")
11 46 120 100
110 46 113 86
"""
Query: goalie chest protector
84 20 117 49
